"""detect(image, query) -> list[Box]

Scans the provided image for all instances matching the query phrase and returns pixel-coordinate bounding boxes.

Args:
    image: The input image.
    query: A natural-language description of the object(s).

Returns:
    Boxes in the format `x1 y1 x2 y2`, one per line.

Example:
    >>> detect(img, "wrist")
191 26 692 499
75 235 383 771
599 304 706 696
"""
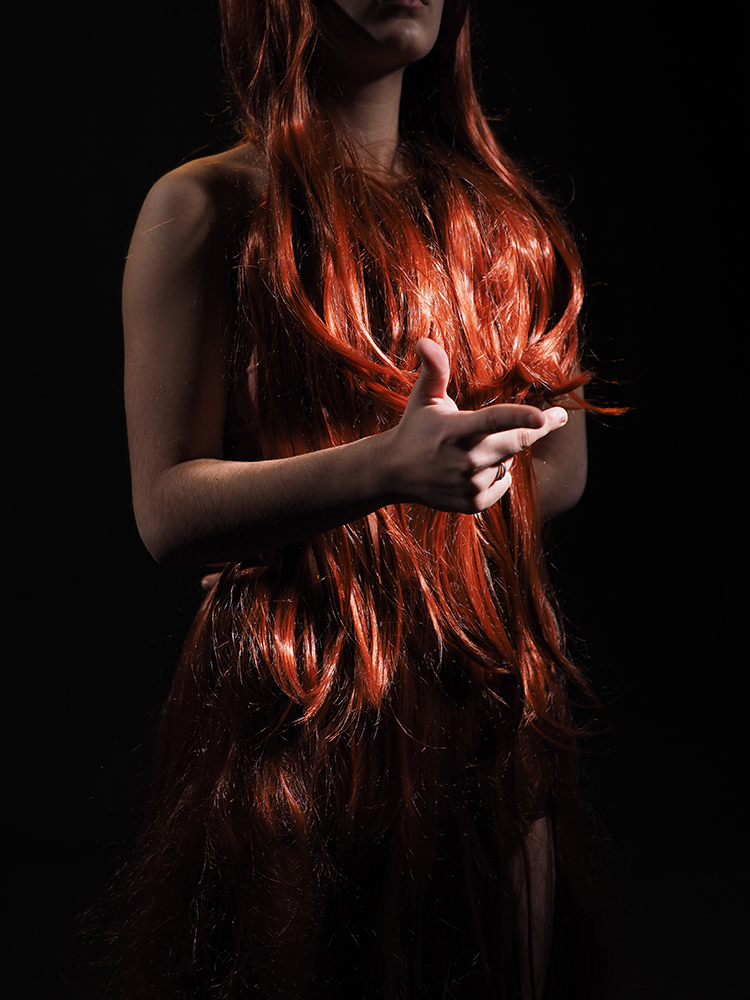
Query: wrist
366 426 404 507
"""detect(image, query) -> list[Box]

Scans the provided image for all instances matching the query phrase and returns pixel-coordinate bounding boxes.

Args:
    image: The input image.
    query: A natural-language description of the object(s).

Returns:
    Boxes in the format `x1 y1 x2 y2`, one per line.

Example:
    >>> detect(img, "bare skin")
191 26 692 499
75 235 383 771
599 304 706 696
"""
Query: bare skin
316 0 446 176
511 815 556 999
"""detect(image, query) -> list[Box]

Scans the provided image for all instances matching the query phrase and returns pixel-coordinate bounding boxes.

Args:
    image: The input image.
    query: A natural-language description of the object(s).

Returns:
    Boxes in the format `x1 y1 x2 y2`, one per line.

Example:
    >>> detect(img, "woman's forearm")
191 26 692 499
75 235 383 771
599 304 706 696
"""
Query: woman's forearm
132 336 572 568
135 430 400 567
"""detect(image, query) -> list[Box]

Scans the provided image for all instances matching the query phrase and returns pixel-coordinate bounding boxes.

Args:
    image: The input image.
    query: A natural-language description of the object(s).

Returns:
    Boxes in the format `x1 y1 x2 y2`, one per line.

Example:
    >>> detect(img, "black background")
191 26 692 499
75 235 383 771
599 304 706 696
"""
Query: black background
11 1 743 996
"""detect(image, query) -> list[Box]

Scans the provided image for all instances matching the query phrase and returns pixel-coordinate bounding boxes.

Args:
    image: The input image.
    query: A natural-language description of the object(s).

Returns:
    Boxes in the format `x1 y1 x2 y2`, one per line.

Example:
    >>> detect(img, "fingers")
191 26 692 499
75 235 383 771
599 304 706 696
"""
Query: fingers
408 342 566 448
471 459 515 512
394 342 570 514
464 407 567 472
411 338 451 404
459 403 566 439
459 407 567 513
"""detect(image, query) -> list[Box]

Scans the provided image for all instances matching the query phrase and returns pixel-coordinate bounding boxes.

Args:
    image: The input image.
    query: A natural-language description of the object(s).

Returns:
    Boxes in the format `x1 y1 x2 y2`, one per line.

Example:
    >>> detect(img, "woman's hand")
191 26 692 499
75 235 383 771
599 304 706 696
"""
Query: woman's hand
387 339 569 514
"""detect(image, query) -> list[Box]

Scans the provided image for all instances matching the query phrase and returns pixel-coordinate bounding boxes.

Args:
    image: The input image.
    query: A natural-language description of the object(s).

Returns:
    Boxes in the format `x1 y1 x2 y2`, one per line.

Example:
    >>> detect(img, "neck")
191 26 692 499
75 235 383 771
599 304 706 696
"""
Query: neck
320 69 405 179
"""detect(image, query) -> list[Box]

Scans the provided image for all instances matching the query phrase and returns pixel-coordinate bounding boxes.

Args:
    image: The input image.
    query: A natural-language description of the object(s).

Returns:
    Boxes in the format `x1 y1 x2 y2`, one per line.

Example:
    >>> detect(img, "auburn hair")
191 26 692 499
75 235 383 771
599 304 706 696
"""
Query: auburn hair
120 2 609 996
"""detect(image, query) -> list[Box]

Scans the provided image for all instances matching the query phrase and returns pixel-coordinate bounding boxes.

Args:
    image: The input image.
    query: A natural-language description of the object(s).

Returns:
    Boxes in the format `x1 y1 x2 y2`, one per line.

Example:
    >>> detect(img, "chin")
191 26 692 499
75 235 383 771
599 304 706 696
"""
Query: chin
321 0 445 78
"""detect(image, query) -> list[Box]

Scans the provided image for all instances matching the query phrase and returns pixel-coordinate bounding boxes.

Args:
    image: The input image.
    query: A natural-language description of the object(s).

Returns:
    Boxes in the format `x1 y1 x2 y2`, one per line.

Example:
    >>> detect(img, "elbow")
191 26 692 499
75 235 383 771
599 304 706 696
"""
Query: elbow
135 510 183 568
532 408 589 520
132 466 226 569
540 484 585 521
557 470 587 516
133 495 199 569
537 460 588 520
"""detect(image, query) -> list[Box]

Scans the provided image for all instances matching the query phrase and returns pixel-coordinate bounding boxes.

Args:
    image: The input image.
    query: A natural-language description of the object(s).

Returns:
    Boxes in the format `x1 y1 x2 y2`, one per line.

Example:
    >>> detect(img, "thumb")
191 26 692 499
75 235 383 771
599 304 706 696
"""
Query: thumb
412 338 451 404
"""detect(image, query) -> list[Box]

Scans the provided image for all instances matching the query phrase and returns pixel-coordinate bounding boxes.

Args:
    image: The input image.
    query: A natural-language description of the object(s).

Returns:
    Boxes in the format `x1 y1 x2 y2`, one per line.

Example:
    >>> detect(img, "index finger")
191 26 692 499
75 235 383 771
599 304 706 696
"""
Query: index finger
459 405 570 459
454 403 548 441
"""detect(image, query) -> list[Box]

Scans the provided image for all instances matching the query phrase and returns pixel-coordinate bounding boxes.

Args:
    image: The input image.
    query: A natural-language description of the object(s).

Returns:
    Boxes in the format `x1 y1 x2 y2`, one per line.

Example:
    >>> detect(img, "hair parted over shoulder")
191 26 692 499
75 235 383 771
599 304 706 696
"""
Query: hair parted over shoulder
119 4 611 997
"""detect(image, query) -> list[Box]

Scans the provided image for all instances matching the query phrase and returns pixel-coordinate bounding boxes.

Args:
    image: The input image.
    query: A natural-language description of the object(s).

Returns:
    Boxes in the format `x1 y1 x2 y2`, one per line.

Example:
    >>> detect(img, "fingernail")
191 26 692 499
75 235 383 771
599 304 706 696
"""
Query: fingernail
557 410 568 426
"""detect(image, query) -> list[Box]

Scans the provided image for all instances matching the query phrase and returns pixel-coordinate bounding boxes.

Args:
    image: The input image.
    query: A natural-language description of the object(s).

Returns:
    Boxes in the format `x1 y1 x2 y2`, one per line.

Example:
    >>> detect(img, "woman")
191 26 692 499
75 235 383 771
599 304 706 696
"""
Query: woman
123 1 604 996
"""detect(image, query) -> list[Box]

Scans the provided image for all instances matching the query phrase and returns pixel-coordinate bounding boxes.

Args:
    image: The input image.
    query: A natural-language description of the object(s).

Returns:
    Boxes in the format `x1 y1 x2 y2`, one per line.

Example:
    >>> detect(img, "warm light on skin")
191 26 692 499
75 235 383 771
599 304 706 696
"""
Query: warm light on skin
319 0 445 85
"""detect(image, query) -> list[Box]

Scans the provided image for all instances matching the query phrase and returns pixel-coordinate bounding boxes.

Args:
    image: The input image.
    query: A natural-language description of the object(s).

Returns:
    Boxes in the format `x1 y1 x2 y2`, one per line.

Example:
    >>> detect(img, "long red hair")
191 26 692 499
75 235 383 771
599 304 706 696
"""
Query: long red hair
122 2 608 996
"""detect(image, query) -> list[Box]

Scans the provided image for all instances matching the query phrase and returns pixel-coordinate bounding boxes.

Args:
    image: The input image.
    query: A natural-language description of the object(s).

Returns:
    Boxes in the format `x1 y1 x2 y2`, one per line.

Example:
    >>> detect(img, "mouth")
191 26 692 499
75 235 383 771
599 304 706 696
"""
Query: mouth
378 0 429 7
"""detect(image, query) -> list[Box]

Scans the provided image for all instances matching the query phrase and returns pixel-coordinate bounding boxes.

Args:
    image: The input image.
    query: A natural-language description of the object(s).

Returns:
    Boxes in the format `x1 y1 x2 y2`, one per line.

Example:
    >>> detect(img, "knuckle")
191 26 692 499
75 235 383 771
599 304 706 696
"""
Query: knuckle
516 428 537 451
515 430 530 451
458 452 481 477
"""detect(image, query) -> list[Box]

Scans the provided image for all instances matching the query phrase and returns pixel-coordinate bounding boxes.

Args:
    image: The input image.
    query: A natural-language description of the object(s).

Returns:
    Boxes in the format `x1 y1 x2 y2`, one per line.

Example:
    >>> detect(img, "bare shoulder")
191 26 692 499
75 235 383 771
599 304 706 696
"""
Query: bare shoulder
127 144 267 265
124 145 268 336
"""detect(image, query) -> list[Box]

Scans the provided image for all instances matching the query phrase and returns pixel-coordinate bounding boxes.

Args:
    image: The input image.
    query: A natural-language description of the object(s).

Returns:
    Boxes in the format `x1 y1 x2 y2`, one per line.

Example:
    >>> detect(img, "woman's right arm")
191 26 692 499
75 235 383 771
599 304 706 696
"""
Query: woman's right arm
124 165 568 569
